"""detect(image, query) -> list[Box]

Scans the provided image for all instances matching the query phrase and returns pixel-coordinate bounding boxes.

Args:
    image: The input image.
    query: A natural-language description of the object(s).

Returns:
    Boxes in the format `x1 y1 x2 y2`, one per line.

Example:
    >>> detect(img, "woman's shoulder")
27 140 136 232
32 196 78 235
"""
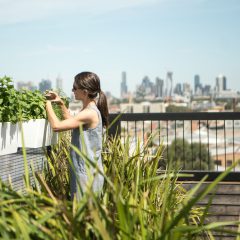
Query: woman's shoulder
86 105 101 117
75 107 97 122
82 105 99 114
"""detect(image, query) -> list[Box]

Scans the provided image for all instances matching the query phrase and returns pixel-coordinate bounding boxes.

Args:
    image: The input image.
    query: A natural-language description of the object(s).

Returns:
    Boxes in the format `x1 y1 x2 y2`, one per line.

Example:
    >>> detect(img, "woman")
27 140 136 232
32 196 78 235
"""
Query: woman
45 72 109 200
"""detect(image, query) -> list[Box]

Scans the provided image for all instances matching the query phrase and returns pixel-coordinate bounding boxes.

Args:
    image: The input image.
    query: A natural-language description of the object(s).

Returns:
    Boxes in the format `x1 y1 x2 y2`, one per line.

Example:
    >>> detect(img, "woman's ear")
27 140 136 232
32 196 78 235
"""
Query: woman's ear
83 89 88 96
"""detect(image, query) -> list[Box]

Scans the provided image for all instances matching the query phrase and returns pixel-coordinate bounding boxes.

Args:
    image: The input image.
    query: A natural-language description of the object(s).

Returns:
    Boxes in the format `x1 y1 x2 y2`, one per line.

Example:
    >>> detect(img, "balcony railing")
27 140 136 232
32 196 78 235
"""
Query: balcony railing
109 112 240 181
1 112 240 187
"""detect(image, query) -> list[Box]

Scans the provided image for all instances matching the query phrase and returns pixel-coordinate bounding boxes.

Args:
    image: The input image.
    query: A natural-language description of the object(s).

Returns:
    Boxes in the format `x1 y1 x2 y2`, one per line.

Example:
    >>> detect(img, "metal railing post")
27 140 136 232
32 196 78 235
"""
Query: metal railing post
108 114 121 138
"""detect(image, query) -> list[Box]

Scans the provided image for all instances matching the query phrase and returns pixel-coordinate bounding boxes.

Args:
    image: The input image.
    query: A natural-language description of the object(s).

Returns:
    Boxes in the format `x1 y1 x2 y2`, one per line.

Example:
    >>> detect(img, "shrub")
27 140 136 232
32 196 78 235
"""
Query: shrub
0 76 19 123
0 75 70 122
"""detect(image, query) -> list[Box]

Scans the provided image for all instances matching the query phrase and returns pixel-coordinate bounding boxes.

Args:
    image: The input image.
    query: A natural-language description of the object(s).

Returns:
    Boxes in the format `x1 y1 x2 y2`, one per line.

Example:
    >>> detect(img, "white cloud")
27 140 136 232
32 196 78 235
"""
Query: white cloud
0 0 158 25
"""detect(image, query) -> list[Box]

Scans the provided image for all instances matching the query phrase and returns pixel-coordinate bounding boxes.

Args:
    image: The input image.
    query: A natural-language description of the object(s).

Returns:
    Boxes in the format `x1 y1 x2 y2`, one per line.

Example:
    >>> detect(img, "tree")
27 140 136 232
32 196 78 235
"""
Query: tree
166 105 192 113
159 138 214 170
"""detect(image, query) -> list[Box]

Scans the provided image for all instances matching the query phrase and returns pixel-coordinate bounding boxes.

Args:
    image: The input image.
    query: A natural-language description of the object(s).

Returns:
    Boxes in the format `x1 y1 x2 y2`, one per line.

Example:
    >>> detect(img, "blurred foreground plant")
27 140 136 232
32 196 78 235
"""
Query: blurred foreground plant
0 132 240 239
43 131 71 200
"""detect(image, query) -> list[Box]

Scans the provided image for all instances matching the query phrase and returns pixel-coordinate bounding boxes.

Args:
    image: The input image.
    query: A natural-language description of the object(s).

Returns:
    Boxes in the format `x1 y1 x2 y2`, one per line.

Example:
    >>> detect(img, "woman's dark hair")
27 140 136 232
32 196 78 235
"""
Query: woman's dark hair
74 72 109 127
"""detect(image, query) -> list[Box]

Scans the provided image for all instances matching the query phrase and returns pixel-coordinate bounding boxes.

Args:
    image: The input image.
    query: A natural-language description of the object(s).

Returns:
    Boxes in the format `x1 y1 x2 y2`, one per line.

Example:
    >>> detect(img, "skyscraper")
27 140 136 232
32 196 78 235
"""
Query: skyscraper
216 74 227 92
56 75 63 90
135 76 155 99
39 79 52 92
141 76 153 95
155 77 164 98
165 72 173 97
120 71 128 98
194 75 200 93
202 85 211 96
183 83 191 96
16 81 37 91
174 83 182 96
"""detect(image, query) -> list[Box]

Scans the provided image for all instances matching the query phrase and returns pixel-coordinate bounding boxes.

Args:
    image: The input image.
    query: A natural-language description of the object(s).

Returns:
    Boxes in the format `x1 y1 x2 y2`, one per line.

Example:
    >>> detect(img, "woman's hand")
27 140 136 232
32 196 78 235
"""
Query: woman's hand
45 91 63 105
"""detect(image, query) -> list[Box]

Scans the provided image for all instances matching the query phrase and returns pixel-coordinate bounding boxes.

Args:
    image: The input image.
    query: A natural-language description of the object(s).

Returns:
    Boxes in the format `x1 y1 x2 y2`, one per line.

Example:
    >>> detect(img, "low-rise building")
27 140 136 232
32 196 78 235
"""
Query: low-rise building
120 101 165 113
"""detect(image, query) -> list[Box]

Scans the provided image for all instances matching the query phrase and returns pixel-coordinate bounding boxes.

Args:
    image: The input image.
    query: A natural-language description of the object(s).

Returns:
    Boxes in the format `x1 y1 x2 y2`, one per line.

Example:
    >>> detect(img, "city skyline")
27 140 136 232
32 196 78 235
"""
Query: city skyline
121 72 235 99
16 71 236 99
1 0 240 97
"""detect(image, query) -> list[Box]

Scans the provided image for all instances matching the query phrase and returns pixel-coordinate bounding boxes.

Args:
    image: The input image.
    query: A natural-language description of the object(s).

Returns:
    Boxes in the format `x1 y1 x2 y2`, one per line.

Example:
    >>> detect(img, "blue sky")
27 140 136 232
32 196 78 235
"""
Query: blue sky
1 0 240 97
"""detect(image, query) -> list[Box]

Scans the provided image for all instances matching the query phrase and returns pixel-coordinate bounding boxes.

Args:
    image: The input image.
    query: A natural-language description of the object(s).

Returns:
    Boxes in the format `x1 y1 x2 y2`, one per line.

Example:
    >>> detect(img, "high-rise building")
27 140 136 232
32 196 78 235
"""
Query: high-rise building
165 72 173 97
120 71 128 98
16 81 37 91
194 75 201 93
155 77 164 98
216 74 227 92
135 76 155 100
141 76 153 95
174 83 182 96
56 75 63 90
202 85 211 96
39 79 52 92
183 82 192 97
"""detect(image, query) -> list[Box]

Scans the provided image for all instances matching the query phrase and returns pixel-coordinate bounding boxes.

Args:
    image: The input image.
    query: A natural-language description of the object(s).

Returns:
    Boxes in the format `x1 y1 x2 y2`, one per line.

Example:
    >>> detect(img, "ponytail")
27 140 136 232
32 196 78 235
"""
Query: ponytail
74 71 109 127
97 90 109 128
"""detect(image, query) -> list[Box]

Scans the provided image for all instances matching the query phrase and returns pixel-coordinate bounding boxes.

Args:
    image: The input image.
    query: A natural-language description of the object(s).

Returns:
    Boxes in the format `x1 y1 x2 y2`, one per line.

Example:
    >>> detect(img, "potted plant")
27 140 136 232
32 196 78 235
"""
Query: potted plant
1 75 68 152
0 76 19 155
18 89 58 148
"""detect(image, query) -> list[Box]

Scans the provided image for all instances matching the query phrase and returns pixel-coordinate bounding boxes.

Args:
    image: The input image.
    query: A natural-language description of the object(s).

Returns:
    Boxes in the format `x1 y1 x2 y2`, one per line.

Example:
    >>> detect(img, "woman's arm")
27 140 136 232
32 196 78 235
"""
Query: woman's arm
46 101 97 132
58 100 71 119
45 91 71 119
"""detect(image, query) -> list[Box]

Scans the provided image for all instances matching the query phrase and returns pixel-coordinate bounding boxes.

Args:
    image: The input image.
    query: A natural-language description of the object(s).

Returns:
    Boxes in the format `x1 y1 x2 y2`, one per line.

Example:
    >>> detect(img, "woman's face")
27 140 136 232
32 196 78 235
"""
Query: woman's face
72 82 86 101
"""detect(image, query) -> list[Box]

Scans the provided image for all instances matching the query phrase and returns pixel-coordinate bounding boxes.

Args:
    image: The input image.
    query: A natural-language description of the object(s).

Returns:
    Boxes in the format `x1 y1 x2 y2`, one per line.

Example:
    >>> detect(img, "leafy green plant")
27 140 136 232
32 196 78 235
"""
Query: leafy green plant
18 88 69 121
0 76 19 123
18 88 47 120
0 75 69 122
49 89 70 121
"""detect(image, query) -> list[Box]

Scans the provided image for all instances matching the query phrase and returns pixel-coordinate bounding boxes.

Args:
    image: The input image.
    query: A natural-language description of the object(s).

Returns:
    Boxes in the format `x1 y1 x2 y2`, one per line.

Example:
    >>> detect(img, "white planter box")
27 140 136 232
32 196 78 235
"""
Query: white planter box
0 122 18 155
18 119 58 148
45 121 58 146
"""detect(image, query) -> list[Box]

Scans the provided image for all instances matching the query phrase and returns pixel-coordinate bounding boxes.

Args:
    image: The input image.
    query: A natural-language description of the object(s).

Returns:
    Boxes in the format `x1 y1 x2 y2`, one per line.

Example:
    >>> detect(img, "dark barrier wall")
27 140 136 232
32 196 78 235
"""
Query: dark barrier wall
0 148 45 191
